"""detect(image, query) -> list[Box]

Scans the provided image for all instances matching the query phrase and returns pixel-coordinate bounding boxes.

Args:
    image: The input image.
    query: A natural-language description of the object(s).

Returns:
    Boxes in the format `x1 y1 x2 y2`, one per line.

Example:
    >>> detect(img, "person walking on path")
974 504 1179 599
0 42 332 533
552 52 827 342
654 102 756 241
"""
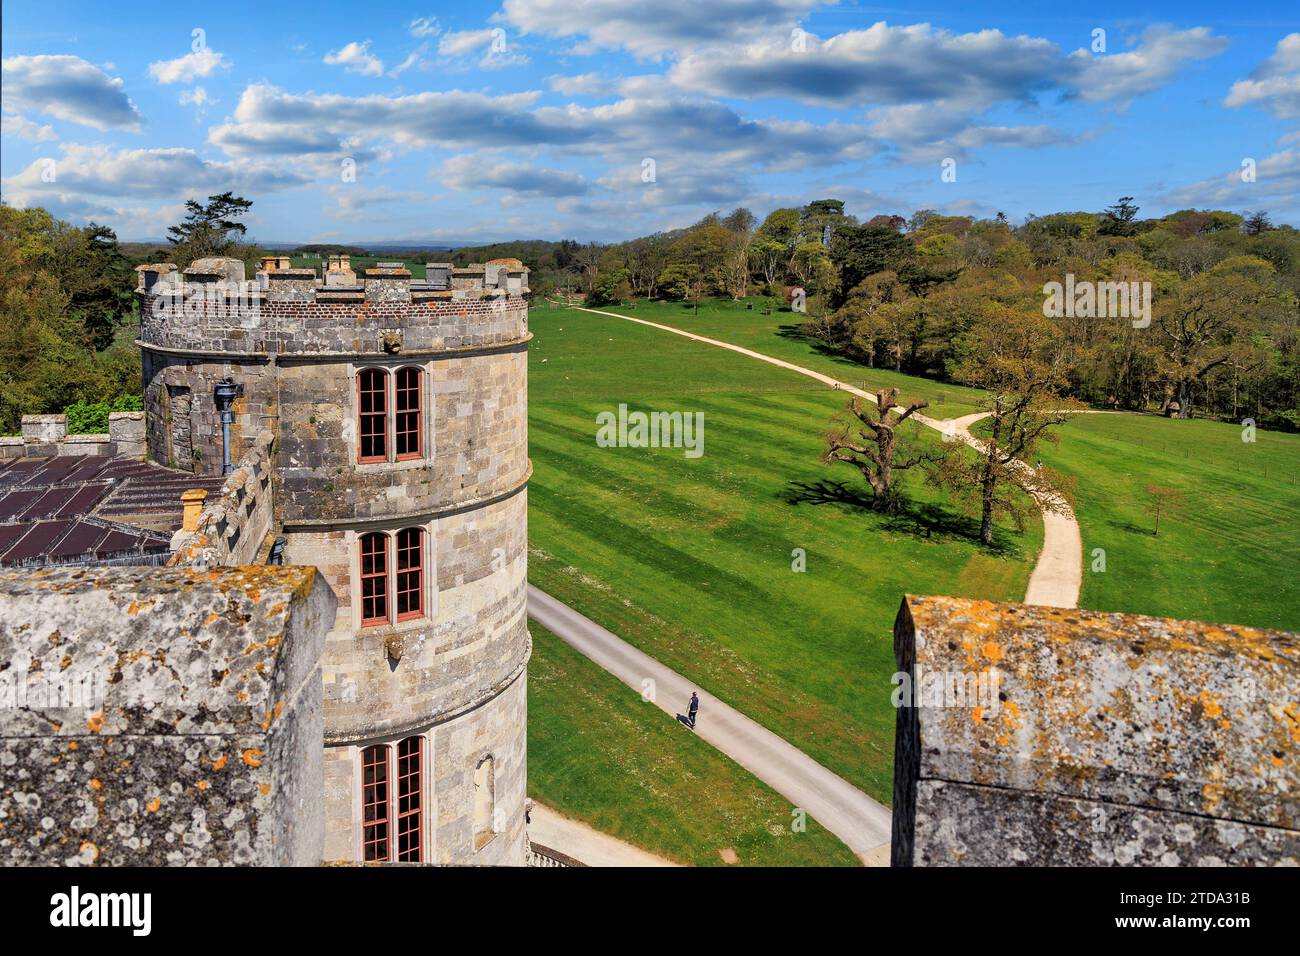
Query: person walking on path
687 691 700 729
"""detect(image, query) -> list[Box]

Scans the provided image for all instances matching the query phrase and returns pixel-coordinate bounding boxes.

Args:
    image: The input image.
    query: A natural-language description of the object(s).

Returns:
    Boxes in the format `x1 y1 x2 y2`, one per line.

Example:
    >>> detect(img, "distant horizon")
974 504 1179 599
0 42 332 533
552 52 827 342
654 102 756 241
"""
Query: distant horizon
3 1 1298 242
114 199 1300 251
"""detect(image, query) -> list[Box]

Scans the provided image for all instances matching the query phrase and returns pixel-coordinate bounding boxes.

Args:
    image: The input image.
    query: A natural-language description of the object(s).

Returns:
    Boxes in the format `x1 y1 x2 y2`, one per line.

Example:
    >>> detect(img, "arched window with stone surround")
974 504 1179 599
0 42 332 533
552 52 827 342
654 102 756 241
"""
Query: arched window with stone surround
359 532 389 627
357 368 388 463
361 737 424 863
361 744 390 861
473 755 495 850
395 736 423 862
394 366 422 460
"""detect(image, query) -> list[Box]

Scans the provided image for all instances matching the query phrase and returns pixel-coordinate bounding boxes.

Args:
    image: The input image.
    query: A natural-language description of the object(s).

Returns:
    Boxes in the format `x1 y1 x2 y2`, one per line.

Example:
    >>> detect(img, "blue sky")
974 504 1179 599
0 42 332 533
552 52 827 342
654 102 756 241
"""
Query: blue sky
2 0 1298 244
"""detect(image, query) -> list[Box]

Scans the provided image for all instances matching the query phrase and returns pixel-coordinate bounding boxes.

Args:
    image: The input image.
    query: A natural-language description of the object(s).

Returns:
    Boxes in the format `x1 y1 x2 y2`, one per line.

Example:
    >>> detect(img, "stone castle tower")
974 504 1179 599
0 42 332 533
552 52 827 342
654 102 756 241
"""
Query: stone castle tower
135 254 531 864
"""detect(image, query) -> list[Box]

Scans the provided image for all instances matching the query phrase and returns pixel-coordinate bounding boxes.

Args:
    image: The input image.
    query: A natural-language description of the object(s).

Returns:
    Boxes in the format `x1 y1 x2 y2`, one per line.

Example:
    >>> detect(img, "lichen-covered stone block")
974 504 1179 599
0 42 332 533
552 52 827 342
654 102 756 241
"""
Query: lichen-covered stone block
22 414 66 444
108 411 146 458
0 565 336 866
891 595 1300 866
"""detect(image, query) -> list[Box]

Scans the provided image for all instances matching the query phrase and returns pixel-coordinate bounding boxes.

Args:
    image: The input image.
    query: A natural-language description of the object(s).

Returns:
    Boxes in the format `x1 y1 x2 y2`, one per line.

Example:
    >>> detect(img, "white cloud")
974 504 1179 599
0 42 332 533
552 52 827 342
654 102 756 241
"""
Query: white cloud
547 73 613 96
439 30 495 57
1225 33 1300 119
671 23 1061 109
1068 25 1228 106
210 84 875 177
148 49 229 84
204 83 877 221
1 113 56 142
324 41 385 77
500 0 824 58
0 143 315 242
0 54 142 130
328 185 433 220
1162 148 1300 213
438 28 529 69
667 22 1224 161
2 143 310 201
212 84 547 152
671 23 1226 112
409 16 441 38
1246 32 1300 78
440 153 588 196
389 50 423 77
952 125 1074 150
179 87 213 107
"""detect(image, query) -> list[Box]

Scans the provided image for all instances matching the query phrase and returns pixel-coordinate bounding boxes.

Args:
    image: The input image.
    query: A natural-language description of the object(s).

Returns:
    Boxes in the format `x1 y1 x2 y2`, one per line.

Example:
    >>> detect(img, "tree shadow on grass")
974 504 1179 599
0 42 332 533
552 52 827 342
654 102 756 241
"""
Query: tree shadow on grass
1109 518 1157 537
782 478 1023 557
782 478 874 509
774 323 859 361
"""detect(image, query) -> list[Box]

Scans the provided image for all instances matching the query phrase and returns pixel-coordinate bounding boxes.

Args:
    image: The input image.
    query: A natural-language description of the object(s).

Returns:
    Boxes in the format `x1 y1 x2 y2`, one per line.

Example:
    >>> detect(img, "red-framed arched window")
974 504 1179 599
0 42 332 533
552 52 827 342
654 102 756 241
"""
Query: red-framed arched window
362 744 390 861
395 367 422 460
359 532 389 627
358 368 388 463
395 527 423 621
395 736 423 862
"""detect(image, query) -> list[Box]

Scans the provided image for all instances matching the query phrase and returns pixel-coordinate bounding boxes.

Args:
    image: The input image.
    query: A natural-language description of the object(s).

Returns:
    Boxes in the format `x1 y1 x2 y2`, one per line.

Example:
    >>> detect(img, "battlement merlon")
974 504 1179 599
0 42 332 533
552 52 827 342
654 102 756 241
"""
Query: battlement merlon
135 256 530 304
891 595 1300 867
0 564 335 866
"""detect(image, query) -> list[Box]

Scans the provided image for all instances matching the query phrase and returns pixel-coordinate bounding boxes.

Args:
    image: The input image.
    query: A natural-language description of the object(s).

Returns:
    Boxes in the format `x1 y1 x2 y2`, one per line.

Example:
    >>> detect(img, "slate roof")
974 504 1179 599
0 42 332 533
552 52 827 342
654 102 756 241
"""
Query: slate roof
0 455 226 567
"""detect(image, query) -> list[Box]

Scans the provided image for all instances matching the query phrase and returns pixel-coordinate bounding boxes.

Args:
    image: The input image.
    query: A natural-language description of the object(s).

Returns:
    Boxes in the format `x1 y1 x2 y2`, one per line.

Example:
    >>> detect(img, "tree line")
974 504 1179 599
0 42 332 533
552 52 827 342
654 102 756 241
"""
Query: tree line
0 193 264 434
510 198 1298 430
3 192 1296 440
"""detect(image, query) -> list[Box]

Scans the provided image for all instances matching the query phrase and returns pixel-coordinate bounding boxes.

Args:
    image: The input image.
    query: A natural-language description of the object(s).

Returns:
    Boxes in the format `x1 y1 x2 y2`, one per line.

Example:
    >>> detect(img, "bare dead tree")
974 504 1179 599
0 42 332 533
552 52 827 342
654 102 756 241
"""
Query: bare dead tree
824 388 931 511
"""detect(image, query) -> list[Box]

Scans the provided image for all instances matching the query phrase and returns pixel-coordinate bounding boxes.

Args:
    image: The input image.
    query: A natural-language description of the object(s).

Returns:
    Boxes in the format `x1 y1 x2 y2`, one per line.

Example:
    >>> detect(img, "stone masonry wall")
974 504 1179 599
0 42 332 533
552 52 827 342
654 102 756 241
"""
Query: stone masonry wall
289 489 529 744
0 565 336 866
168 430 276 567
321 669 528 864
142 353 274 474
0 413 146 461
137 285 528 356
891 595 1300 866
274 345 528 524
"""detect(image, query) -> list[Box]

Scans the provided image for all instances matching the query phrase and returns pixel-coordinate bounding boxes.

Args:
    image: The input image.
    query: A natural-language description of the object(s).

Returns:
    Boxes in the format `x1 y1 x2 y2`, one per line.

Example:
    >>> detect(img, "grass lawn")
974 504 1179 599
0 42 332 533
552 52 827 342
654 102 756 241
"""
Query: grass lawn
1037 413 1300 632
527 294 1300 862
527 623 861 866
528 302 1040 805
580 296 991 420
598 297 1300 632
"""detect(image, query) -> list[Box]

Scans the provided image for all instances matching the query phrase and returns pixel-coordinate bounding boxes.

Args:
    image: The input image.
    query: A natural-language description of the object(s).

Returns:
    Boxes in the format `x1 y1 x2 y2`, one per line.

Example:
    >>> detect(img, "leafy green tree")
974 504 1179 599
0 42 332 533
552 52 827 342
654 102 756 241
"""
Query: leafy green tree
167 191 254 266
755 207 800 250
588 268 632 306
828 224 913 305
1098 196 1140 237
51 222 135 350
656 263 695 300
929 306 1081 545
1155 255 1276 418
0 205 140 433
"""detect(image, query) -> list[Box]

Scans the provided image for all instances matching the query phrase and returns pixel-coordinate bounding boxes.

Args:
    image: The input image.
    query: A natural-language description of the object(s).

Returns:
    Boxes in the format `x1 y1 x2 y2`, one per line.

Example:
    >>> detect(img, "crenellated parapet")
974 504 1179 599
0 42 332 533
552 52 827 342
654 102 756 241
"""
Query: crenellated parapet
136 256 530 357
